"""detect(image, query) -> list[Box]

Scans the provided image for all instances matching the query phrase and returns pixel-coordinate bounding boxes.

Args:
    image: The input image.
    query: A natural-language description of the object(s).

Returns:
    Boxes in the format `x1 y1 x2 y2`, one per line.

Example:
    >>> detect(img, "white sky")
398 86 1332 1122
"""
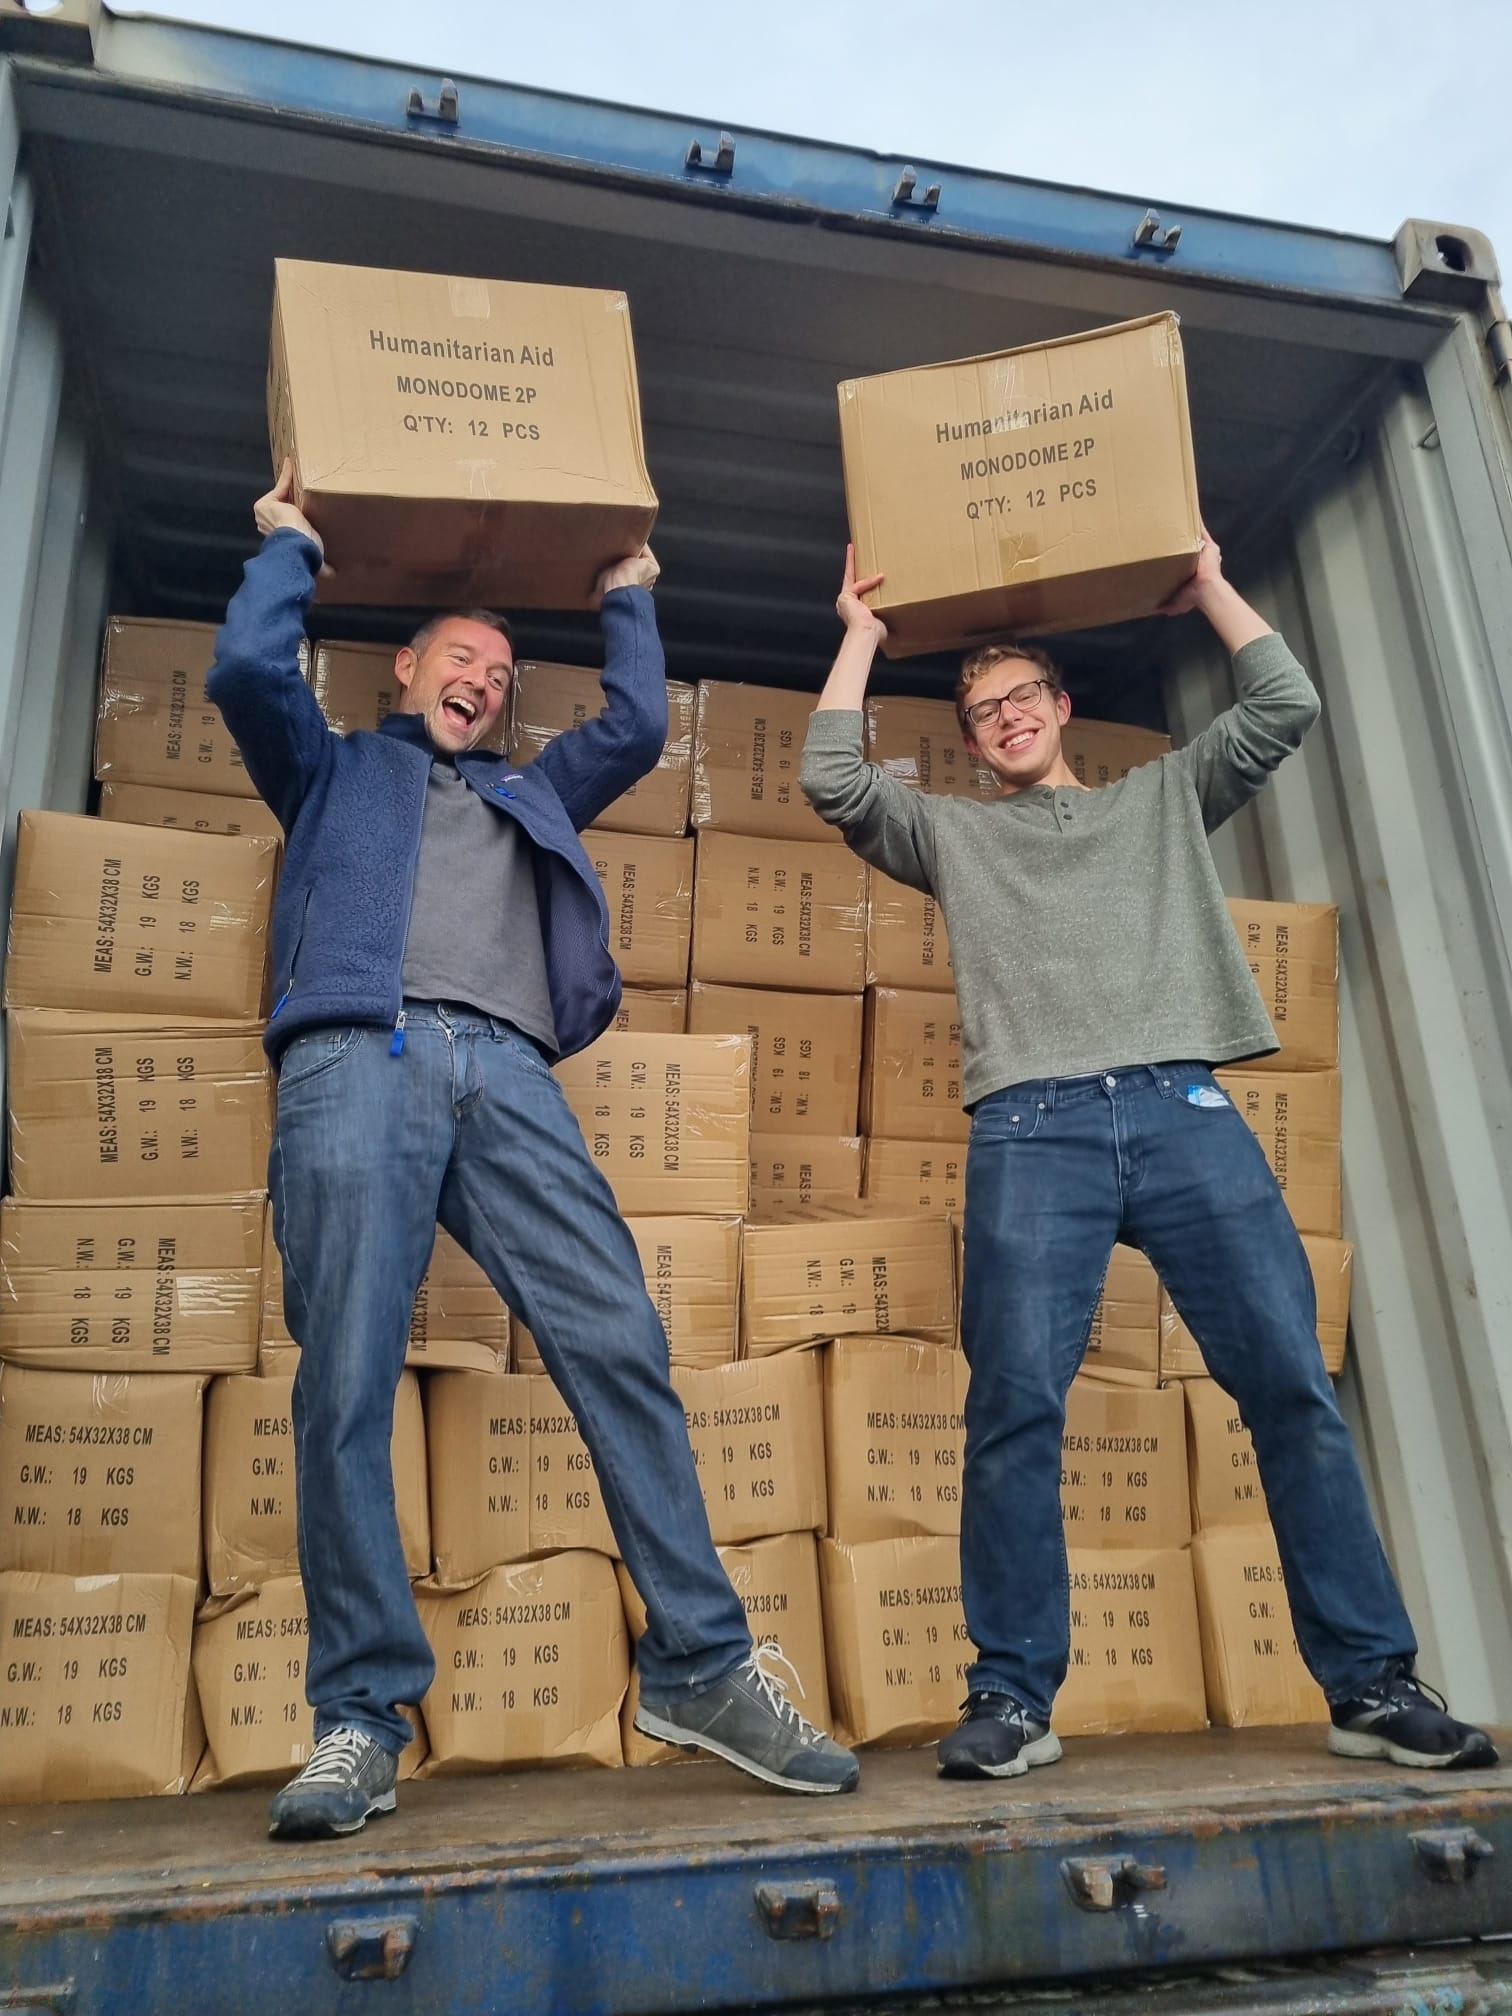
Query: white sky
136 0 1508 263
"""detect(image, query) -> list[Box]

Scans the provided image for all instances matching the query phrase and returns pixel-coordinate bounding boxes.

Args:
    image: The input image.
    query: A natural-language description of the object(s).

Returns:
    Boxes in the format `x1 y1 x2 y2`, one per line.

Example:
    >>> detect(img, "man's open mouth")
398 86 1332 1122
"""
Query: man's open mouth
443 695 478 727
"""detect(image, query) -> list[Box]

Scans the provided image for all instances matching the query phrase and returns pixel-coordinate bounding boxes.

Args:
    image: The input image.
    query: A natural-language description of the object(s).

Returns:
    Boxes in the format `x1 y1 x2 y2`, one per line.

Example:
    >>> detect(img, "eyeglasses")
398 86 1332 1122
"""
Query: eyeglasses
963 679 1056 730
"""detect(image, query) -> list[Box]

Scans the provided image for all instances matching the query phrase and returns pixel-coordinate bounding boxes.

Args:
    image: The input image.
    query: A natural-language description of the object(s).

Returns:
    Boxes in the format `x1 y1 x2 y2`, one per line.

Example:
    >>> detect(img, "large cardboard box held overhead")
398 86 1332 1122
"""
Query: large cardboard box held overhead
825 1337 969 1546
98 782 284 843
4 812 276 1020
866 872 954 991
0 1571 203 1804
1060 1381 1191 1550
673 1352 827 1546
1 1197 263 1373
1191 1524 1327 1728
691 832 867 994
1213 1071 1342 1238
1161 1234 1352 1381
690 680 843 845
1225 900 1340 1074
515 1215 741 1376
862 988 967 1143
1058 1547 1207 1736
512 662 694 837
742 1207 956 1355
93 616 257 799
750 1135 863 1215
585 831 694 988
820 1535 972 1747
554 1033 750 1216
839 312 1202 656
863 1140 966 1215
688 982 863 1137
269 257 657 610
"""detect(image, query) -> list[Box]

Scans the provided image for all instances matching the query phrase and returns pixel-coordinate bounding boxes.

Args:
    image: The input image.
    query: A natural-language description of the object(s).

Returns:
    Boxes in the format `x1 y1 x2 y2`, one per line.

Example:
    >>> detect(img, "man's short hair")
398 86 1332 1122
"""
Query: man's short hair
409 608 515 659
955 639 1063 737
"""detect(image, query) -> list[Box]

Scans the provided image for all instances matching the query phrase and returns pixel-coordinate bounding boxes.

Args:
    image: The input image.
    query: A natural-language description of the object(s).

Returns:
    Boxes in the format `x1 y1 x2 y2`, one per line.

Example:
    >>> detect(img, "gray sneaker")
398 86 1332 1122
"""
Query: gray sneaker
636 1643 860 1794
268 1727 398 1839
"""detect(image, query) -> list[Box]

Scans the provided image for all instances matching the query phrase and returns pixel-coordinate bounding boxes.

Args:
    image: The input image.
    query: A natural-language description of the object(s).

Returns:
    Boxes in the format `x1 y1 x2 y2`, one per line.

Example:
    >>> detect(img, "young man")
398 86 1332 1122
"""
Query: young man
801 538 1496 1779
209 465 858 1838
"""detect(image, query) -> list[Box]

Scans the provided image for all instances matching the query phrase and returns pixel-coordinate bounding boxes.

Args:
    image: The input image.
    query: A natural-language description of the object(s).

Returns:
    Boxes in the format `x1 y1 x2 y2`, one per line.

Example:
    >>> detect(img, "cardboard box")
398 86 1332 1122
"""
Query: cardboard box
1216 1071 1342 1237
93 616 256 798
426 1371 533 1585
0 1367 206 1580
1191 1524 1328 1727
528 1381 619 1557
1060 1381 1191 1550
1160 1233 1352 1381
4 812 275 1020
673 1351 827 1546
862 989 967 1143
5 1012 272 1204
690 680 843 844
1225 899 1339 1073
192 1576 427 1789
819 1535 972 1746
862 1140 966 1215
1081 1244 1161 1389
0 1197 263 1373
515 1215 741 1375
554 1033 750 1216
1058 1547 1207 1735
1061 718 1172 788
619 1532 831 1766
260 1219 510 1375
512 662 694 837
690 832 867 994
866 871 953 990
742 1207 956 1356
824 1337 969 1545
586 830 694 988
98 782 283 842
1183 1376 1268 1530
750 1135 863 1215
416 1552 627 1771
688 982 863 1136
270 257 657 610
612 987 687 1035
0 1571 202 1803
202 1370 429 1596
839 312 1201 656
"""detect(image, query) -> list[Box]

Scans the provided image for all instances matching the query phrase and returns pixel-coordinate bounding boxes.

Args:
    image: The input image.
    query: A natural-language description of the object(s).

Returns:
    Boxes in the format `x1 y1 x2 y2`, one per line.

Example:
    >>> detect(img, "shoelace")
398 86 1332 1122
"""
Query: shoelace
957 1689 1032 1732
1371 1661 1448 1715
743 1641 825 1741
296 1728 373 1786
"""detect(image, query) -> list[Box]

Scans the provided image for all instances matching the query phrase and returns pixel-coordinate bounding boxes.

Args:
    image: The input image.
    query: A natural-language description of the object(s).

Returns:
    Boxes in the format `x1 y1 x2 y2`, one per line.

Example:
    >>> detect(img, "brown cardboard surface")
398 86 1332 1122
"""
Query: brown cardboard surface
1225 899 1339 1074
866 871 953 990
688 982 862 1136
4 812 275 1020
690 680 843 844
1061 718 1172 787
98 782 284 842
0 1196 263 1373
415 1552 627 1771
612 987 687 1034
862 989 967 1143
1057 1547 1207 1736
1081 1244 1162 1389
511 662 693 836
5 1011 272 1204
750 1135 864 1214
1191 1524 1327 1727
673 1352 827 1546
515 1215 741 1375
1183 1376 1268 1530
0 1571 202 1803
270 258 657 610
203 1371 429 1595
554 1033 750 1216
840 313 1201 655
527 1380 619 1558
862 1139 966 1214
864 695 996 800
1216 1071 1342 1237
618 1533 831 1765
192 1577 427 1789
0 1367 206 1579
1161 1233 1352 1380
94 616 257 798
691 832 867 993
824 1337 969 1544
426 1371 532 1585
1060 1381 1191 1550
741 1207 956 1355
819 1535 971 1746
585 830 693 987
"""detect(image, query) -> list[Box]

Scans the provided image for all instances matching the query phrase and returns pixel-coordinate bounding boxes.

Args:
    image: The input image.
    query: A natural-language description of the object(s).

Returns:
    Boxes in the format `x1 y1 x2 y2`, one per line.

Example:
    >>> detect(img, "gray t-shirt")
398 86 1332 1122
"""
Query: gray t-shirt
401 758 557 1050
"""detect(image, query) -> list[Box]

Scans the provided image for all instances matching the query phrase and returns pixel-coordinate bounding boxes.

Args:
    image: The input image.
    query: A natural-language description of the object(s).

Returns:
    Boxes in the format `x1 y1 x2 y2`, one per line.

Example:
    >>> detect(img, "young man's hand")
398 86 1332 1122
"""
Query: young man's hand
592 545 660 606
255 459 326 562
837 543 886 641
1161 519 1272 653
1159 522 1222 618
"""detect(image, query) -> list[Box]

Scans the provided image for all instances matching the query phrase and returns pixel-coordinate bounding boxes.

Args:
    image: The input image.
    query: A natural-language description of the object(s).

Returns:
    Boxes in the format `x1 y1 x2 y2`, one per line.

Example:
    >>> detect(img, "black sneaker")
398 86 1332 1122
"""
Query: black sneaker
937 1692 1063 1779
1329 1659 1498 1770
635 1643 860 1795
268 1727 399 1839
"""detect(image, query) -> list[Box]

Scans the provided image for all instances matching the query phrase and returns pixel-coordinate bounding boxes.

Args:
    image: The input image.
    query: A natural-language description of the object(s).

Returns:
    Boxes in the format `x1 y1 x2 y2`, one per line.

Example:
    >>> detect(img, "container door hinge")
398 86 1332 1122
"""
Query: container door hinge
686 131 735 176
326 1914 419 1980
1132 208 1182 255
1061 1854 1168 1911
1410 1826 1495 1883
755 1879 842 1940
406 78 459 126
892 168 942 214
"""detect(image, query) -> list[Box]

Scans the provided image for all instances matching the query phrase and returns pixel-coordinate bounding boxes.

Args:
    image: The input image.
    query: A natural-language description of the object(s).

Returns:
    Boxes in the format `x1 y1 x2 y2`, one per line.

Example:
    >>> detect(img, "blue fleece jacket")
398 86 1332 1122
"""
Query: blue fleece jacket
207 528 668 1063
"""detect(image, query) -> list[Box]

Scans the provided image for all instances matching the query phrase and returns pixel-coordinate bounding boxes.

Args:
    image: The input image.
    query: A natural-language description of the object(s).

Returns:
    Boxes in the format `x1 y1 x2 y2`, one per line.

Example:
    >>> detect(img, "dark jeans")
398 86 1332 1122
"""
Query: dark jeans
270 1000 752 1755
959 1061 1415 1724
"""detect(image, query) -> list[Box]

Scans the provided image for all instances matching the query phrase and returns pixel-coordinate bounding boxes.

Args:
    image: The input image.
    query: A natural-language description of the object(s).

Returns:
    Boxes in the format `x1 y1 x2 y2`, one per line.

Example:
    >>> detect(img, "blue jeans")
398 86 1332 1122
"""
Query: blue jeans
270 1001 753 1755
960 1062 1416 1724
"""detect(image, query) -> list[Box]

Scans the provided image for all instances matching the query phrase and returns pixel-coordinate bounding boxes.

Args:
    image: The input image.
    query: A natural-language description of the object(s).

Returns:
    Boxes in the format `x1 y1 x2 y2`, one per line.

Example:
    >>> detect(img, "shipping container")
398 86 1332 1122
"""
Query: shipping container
0 6 1509 2012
